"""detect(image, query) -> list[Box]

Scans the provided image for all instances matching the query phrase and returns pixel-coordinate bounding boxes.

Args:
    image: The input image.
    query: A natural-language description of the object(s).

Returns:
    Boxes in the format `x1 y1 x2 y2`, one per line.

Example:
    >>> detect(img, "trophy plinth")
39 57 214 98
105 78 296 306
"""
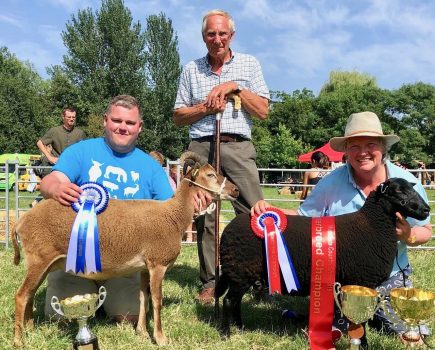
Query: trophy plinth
382 287 434 348
51 286 106 350
334 283 383 349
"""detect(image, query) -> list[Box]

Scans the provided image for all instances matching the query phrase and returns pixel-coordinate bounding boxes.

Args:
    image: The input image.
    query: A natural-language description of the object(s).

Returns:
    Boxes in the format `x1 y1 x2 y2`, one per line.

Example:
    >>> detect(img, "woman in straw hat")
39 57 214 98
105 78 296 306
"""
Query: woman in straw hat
252 111 432 346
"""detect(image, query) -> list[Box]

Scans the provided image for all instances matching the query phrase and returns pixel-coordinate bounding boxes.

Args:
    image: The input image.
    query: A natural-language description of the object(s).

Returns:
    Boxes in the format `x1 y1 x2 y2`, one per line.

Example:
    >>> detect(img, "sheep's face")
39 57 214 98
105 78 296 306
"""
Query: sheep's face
194 164 239 201
180 151 239 201
377 178 430 220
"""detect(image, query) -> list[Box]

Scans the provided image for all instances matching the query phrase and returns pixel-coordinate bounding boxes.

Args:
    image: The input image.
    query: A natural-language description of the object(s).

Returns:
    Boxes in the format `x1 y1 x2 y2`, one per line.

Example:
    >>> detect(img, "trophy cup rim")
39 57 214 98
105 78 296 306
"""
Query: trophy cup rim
389 287 434 326
340 285 378 297
334 283 381 325
390 287 435 301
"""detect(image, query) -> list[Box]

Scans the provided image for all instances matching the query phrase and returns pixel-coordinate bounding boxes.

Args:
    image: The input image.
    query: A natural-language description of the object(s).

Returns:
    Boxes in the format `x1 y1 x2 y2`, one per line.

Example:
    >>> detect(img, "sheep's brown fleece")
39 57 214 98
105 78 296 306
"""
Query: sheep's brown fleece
217 178 430 336
12 152 239 347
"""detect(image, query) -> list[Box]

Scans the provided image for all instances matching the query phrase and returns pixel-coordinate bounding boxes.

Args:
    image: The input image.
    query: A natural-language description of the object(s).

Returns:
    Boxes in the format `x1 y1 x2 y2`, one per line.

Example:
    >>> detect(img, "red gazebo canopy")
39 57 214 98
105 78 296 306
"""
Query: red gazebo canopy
298 142 345 163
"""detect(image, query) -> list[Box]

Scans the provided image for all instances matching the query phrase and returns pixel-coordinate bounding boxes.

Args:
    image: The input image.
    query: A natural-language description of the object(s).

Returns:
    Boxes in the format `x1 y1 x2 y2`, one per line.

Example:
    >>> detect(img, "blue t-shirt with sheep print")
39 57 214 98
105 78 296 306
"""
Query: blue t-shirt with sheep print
53 137 174 200
298 161 430 277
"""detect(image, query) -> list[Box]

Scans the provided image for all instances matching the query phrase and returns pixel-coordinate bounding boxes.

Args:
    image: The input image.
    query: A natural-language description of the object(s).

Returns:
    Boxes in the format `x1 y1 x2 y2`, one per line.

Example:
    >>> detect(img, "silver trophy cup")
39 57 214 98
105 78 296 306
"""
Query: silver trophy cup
51 286 106 350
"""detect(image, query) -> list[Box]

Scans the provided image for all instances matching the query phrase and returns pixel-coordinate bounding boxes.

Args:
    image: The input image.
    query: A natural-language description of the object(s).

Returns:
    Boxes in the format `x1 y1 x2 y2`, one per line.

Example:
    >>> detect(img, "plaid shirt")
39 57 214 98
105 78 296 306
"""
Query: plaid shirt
174 52 270 139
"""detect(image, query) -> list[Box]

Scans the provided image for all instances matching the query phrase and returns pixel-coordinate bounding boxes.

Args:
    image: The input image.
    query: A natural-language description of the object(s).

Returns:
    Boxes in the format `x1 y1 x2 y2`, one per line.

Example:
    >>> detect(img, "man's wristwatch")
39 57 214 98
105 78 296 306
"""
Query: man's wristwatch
234 85 243 94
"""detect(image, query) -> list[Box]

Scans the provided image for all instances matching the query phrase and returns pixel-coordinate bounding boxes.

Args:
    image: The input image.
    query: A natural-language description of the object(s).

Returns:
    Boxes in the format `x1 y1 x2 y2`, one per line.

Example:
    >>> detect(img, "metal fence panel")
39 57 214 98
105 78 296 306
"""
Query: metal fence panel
1 164 433 249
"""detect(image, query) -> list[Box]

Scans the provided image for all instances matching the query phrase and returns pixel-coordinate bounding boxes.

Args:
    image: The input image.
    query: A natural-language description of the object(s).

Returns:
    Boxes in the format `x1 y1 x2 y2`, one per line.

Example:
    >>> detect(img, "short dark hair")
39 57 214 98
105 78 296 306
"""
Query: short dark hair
105 95 142 120
62 107 76 116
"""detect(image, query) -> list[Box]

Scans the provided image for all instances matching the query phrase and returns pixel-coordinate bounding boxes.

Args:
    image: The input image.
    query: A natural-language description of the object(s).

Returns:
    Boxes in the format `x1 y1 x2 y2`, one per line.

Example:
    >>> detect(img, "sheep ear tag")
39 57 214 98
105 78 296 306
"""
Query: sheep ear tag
251 208 300 295
66 182 109 275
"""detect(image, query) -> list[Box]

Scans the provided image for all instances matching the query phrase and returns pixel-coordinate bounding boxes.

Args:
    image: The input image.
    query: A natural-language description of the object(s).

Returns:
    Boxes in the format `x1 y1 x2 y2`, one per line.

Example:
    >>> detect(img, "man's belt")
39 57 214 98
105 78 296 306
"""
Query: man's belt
193 133 248 143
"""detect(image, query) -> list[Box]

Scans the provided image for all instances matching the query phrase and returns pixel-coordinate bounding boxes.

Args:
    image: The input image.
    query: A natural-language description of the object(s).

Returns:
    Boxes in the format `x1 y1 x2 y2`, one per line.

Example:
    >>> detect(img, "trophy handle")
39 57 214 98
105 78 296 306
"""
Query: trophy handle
373 287 386 314
96 286 107 311
51 296 65 316
333 282 344 317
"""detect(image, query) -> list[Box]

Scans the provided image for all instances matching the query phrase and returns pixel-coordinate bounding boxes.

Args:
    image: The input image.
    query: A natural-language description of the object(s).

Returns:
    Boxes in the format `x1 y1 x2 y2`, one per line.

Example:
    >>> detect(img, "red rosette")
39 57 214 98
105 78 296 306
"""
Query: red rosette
250 207 287 239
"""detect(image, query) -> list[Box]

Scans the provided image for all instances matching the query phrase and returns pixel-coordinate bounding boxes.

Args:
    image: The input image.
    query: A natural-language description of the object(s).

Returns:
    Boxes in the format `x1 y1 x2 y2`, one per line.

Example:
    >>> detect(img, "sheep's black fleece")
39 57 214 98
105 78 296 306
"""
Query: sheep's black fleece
217 178 430 335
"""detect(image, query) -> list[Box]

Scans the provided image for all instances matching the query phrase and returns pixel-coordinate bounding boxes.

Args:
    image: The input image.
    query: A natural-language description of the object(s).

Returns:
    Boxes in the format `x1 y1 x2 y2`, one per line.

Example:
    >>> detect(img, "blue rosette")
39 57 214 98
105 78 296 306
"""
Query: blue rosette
66 182 109 274
71 182 109 214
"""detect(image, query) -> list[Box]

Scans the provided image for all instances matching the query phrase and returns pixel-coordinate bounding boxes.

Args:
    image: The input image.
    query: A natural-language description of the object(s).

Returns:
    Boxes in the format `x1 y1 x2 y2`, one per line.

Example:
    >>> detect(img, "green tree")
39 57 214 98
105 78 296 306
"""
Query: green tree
252 122 273 168
393 128 428 166
320 70 378 94
270 124 308 168
44 65 80 126
139 12 186 159
268 89 318 146
389 83 435 163
58 0 148 121
315 80 390 145
0 47 48 153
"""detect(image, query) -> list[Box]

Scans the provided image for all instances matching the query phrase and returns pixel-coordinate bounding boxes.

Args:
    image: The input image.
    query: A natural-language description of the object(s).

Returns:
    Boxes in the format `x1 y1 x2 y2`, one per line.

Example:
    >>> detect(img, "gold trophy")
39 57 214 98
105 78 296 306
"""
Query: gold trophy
381 287 434 348
51 286 107 350
334 283 384 349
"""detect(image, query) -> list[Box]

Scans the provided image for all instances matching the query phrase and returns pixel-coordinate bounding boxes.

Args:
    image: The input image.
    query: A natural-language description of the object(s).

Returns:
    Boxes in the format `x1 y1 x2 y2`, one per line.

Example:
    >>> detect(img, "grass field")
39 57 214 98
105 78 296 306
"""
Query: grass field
1 246 434 350
0 188 434 349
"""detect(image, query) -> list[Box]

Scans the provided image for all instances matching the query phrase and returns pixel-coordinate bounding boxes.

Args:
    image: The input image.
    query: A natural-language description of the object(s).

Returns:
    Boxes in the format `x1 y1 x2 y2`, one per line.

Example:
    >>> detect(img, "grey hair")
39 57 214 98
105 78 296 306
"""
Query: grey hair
105 95 142 120
202 9 235 35
379 139 390 163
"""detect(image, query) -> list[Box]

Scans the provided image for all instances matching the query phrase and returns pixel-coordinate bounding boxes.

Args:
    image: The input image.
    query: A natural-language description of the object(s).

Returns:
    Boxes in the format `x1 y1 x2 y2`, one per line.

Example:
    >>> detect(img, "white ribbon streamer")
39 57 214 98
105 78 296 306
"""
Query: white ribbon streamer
275 223 299 292
66 201 87 273
85 204 97 273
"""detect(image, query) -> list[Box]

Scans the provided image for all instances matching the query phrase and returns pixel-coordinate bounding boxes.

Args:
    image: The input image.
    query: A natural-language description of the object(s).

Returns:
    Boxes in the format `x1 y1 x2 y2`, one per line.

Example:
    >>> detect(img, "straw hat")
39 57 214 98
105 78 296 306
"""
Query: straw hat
330 111 400 152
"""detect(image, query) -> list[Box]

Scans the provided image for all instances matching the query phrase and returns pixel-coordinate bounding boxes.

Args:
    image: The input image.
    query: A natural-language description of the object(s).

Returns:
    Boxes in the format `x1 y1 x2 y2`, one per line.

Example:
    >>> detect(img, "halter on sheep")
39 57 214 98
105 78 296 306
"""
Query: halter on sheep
216 178 430 338
12 151 239 347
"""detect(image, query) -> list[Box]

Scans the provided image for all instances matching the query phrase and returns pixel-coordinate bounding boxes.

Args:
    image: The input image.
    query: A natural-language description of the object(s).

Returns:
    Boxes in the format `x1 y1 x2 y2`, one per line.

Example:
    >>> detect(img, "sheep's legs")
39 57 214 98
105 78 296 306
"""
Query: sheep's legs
24 295 34 329
221 285 250 337
149 265 168 346
136 271 150 339
14 263 49 347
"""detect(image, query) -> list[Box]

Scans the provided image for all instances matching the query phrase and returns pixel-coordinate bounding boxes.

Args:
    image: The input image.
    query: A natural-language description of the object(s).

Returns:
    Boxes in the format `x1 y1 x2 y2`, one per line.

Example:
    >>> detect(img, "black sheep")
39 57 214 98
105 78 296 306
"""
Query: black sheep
217 178 430 336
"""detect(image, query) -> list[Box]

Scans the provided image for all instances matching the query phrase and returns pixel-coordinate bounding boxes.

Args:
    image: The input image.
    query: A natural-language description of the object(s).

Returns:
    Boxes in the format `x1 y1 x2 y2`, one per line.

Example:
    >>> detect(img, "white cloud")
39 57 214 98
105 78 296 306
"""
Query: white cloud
0 14 23 29
2 0 435 92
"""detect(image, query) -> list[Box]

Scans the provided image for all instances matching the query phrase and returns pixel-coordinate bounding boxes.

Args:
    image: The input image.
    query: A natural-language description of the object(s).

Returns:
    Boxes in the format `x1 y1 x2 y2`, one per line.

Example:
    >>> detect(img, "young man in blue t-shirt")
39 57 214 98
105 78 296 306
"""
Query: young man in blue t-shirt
41 95 175 323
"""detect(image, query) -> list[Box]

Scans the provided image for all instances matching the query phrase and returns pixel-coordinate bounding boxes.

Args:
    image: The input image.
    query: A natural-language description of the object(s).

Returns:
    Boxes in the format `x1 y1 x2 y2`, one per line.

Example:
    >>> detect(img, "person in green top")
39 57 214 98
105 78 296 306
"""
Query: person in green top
37 107 86 165
32 107 85 207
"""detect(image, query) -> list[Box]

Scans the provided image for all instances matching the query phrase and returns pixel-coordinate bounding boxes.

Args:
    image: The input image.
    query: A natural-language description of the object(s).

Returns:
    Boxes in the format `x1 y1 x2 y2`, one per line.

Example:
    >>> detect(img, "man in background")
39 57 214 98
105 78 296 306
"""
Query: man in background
32 107 86 207
37 107 86 166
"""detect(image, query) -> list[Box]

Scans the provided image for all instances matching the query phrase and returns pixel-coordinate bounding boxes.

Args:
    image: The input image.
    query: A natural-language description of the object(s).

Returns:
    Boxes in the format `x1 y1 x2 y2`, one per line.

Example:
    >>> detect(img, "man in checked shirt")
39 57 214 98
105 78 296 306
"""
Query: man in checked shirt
173 9 270 304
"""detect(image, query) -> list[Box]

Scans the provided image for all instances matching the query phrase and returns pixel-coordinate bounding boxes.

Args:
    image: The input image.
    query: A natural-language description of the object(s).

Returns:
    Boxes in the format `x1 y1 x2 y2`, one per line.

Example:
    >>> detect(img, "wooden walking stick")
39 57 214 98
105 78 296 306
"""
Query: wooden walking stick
214 94 241 319
214 111 222 320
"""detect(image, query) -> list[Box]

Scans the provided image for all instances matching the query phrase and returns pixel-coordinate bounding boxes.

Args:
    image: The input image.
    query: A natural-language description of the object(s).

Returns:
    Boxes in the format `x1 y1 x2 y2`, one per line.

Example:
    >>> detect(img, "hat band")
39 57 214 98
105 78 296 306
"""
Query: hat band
346 130 384 137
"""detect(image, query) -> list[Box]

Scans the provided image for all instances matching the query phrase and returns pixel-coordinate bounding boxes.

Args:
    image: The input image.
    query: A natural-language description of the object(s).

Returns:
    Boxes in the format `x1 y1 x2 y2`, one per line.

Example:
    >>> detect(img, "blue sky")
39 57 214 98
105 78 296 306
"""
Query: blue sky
1 0 435 94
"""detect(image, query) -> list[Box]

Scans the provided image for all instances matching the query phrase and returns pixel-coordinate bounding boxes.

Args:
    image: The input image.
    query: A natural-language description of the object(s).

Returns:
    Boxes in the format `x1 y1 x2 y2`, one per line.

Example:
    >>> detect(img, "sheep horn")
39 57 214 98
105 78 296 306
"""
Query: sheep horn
181 160 193 177
179 151 201 166
180 151 202 177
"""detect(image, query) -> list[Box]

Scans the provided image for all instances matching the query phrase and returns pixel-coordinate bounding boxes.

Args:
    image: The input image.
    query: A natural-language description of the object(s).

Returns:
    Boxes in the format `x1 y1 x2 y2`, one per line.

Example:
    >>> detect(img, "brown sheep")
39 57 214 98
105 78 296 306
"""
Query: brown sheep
12 152 239 347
